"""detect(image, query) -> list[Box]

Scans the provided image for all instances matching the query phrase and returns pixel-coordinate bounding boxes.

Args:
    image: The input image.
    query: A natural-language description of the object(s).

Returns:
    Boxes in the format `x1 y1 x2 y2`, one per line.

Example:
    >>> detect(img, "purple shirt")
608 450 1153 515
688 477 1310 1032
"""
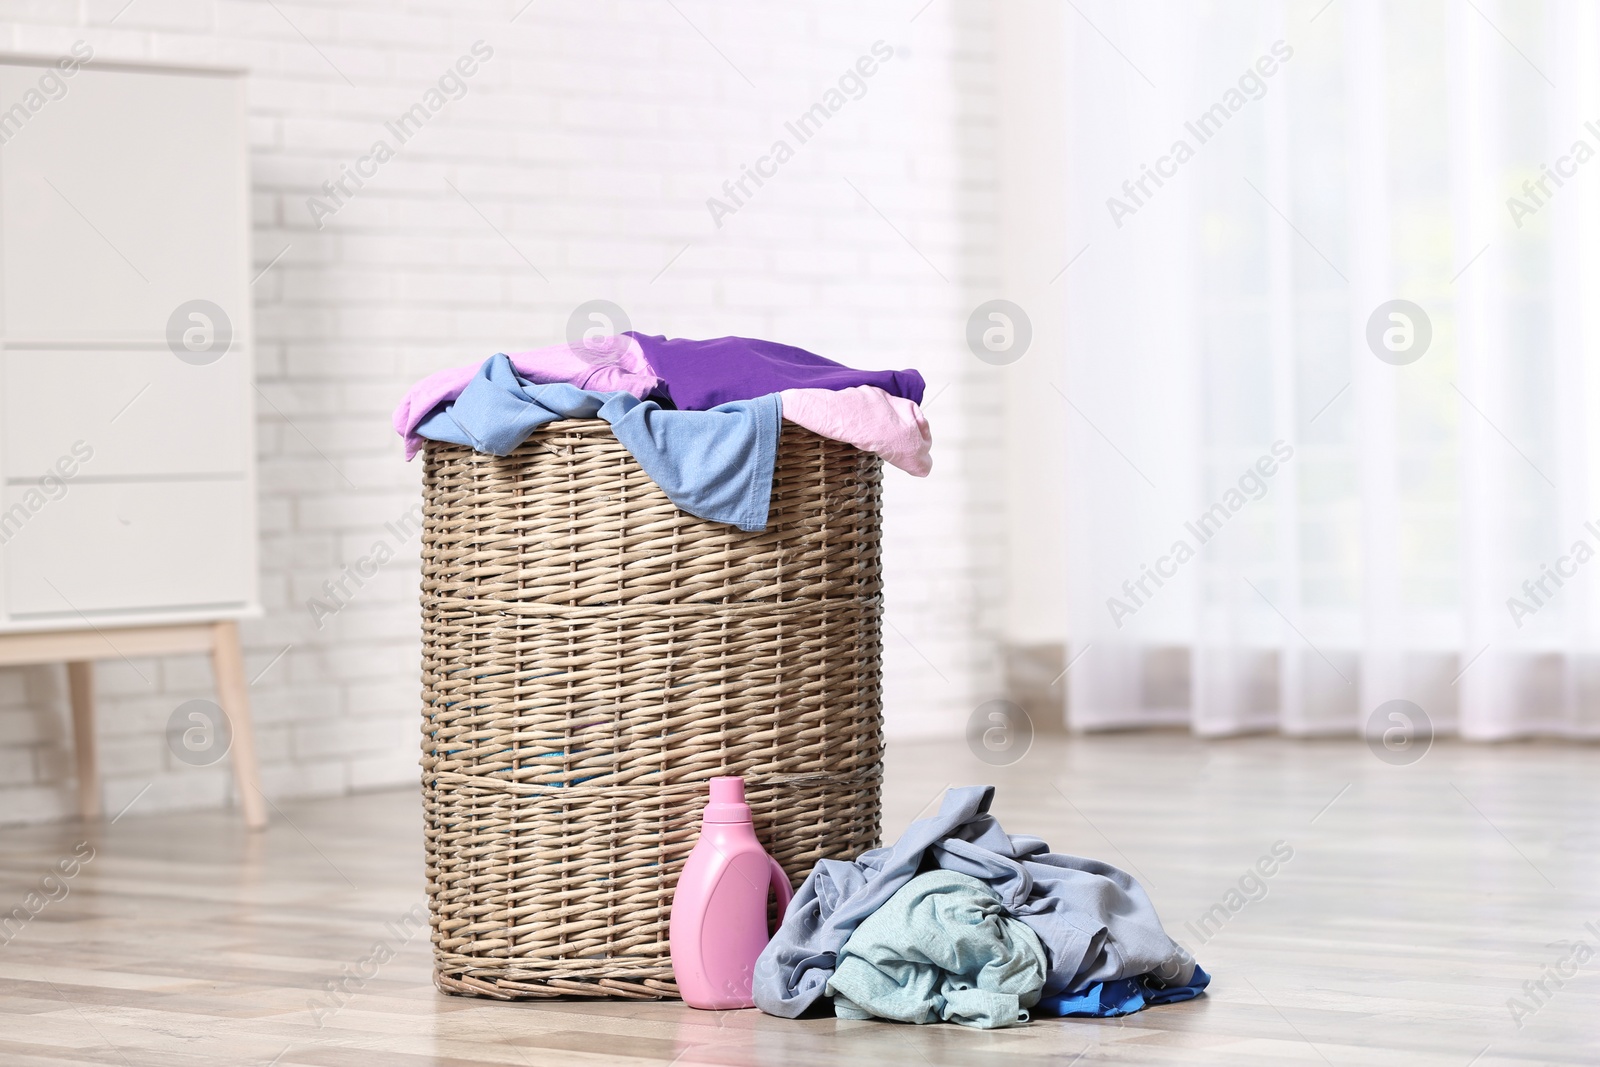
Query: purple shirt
624 332 925 410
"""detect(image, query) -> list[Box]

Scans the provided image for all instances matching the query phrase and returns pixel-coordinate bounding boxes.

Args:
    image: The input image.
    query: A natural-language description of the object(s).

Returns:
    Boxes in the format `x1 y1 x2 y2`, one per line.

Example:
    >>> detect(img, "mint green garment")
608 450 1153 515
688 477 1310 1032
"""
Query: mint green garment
824 870 1047 1029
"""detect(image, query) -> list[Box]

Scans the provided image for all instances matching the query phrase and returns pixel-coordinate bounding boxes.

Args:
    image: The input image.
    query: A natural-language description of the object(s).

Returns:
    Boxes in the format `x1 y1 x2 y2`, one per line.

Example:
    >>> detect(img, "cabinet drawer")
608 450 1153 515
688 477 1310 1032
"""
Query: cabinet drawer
0 65 246 342
2 348 249 478
1 479 252 618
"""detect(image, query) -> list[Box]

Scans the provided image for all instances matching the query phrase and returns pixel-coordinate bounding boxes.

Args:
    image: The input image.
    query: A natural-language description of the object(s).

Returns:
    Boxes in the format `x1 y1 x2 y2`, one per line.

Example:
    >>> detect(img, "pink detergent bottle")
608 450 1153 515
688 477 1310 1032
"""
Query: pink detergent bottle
669 776 793 1009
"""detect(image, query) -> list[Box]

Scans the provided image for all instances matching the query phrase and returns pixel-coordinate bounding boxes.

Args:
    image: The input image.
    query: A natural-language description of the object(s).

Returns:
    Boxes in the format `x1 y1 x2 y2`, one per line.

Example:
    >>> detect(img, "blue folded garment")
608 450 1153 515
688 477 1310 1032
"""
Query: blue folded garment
415 353 781 532
1033 964 1211 1018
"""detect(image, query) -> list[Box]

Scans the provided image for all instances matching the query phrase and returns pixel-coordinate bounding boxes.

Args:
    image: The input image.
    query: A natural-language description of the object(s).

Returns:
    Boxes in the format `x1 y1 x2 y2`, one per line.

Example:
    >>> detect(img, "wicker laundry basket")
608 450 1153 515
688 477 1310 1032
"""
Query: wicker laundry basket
418 421 885 999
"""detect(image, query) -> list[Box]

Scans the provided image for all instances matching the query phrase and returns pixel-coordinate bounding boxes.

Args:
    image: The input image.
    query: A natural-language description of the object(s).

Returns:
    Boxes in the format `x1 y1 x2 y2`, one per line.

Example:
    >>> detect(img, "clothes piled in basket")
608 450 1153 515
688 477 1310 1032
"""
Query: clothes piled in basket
753 785 1210 1029
393 333 931 531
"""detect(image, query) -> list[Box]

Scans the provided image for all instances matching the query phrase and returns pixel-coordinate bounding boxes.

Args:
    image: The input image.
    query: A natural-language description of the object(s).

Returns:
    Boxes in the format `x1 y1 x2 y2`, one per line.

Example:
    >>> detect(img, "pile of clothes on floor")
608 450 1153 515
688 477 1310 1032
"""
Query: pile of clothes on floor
754 785 1210 1029
392 332 931 531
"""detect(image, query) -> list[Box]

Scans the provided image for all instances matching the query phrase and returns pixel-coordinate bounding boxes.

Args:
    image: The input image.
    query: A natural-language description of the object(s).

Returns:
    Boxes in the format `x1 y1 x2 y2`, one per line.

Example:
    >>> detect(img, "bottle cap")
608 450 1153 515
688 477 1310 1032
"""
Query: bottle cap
703 776 752 823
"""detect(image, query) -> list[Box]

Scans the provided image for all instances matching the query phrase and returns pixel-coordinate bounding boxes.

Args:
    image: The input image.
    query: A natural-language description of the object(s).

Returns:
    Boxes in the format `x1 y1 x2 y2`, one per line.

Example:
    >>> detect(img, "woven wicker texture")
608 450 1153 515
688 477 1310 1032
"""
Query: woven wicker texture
419 421 884 999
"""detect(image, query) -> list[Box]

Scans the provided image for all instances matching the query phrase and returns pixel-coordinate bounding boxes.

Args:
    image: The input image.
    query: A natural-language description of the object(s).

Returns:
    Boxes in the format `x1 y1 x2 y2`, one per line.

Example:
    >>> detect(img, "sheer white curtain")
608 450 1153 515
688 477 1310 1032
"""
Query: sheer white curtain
1059 0 1600 739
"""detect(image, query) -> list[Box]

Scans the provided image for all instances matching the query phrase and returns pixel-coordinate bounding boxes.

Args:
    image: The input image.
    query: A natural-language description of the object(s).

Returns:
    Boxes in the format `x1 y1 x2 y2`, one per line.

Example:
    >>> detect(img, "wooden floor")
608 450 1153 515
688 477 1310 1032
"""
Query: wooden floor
1 732 1597 1066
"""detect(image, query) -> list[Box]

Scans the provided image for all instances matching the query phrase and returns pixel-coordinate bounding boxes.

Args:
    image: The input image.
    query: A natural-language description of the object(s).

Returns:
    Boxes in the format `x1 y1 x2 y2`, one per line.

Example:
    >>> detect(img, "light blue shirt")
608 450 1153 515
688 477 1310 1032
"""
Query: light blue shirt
416 354 781 531
826 869 1048 1028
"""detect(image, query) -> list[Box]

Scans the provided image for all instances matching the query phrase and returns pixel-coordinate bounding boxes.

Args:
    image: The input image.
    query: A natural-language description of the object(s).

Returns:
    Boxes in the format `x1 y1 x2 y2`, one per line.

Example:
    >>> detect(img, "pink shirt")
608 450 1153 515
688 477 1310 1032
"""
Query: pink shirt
780 386 931 477
392 336 660 459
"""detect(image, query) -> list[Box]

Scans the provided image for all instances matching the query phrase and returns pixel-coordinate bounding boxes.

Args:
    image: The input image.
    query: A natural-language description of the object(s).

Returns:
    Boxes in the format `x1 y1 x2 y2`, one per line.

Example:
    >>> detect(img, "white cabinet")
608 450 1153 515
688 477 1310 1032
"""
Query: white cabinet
0 56 257 633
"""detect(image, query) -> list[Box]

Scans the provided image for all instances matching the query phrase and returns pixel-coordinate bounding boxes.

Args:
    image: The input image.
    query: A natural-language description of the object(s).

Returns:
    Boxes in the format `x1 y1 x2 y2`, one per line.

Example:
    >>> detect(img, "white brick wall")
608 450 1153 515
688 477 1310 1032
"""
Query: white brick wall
0 0 1004 826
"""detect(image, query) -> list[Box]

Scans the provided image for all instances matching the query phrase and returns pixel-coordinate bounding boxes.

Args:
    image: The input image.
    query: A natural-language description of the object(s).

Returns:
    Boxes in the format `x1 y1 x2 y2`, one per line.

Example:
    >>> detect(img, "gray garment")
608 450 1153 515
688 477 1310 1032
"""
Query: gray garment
826 870 1047 1029
753 785 1194 1019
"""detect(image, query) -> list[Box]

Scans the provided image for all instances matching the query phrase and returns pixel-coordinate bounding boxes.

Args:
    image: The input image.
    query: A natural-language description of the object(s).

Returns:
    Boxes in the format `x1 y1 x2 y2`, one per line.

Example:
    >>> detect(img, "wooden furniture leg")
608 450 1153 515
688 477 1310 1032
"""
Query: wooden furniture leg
2 623 267 829
67 661 100 821
210 620 267 830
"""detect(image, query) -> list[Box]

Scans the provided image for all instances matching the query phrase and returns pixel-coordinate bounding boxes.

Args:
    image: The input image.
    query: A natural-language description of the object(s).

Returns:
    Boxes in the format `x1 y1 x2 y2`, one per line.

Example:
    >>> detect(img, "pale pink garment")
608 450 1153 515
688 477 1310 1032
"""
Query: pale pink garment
392 336 659 459
779 385 932 476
